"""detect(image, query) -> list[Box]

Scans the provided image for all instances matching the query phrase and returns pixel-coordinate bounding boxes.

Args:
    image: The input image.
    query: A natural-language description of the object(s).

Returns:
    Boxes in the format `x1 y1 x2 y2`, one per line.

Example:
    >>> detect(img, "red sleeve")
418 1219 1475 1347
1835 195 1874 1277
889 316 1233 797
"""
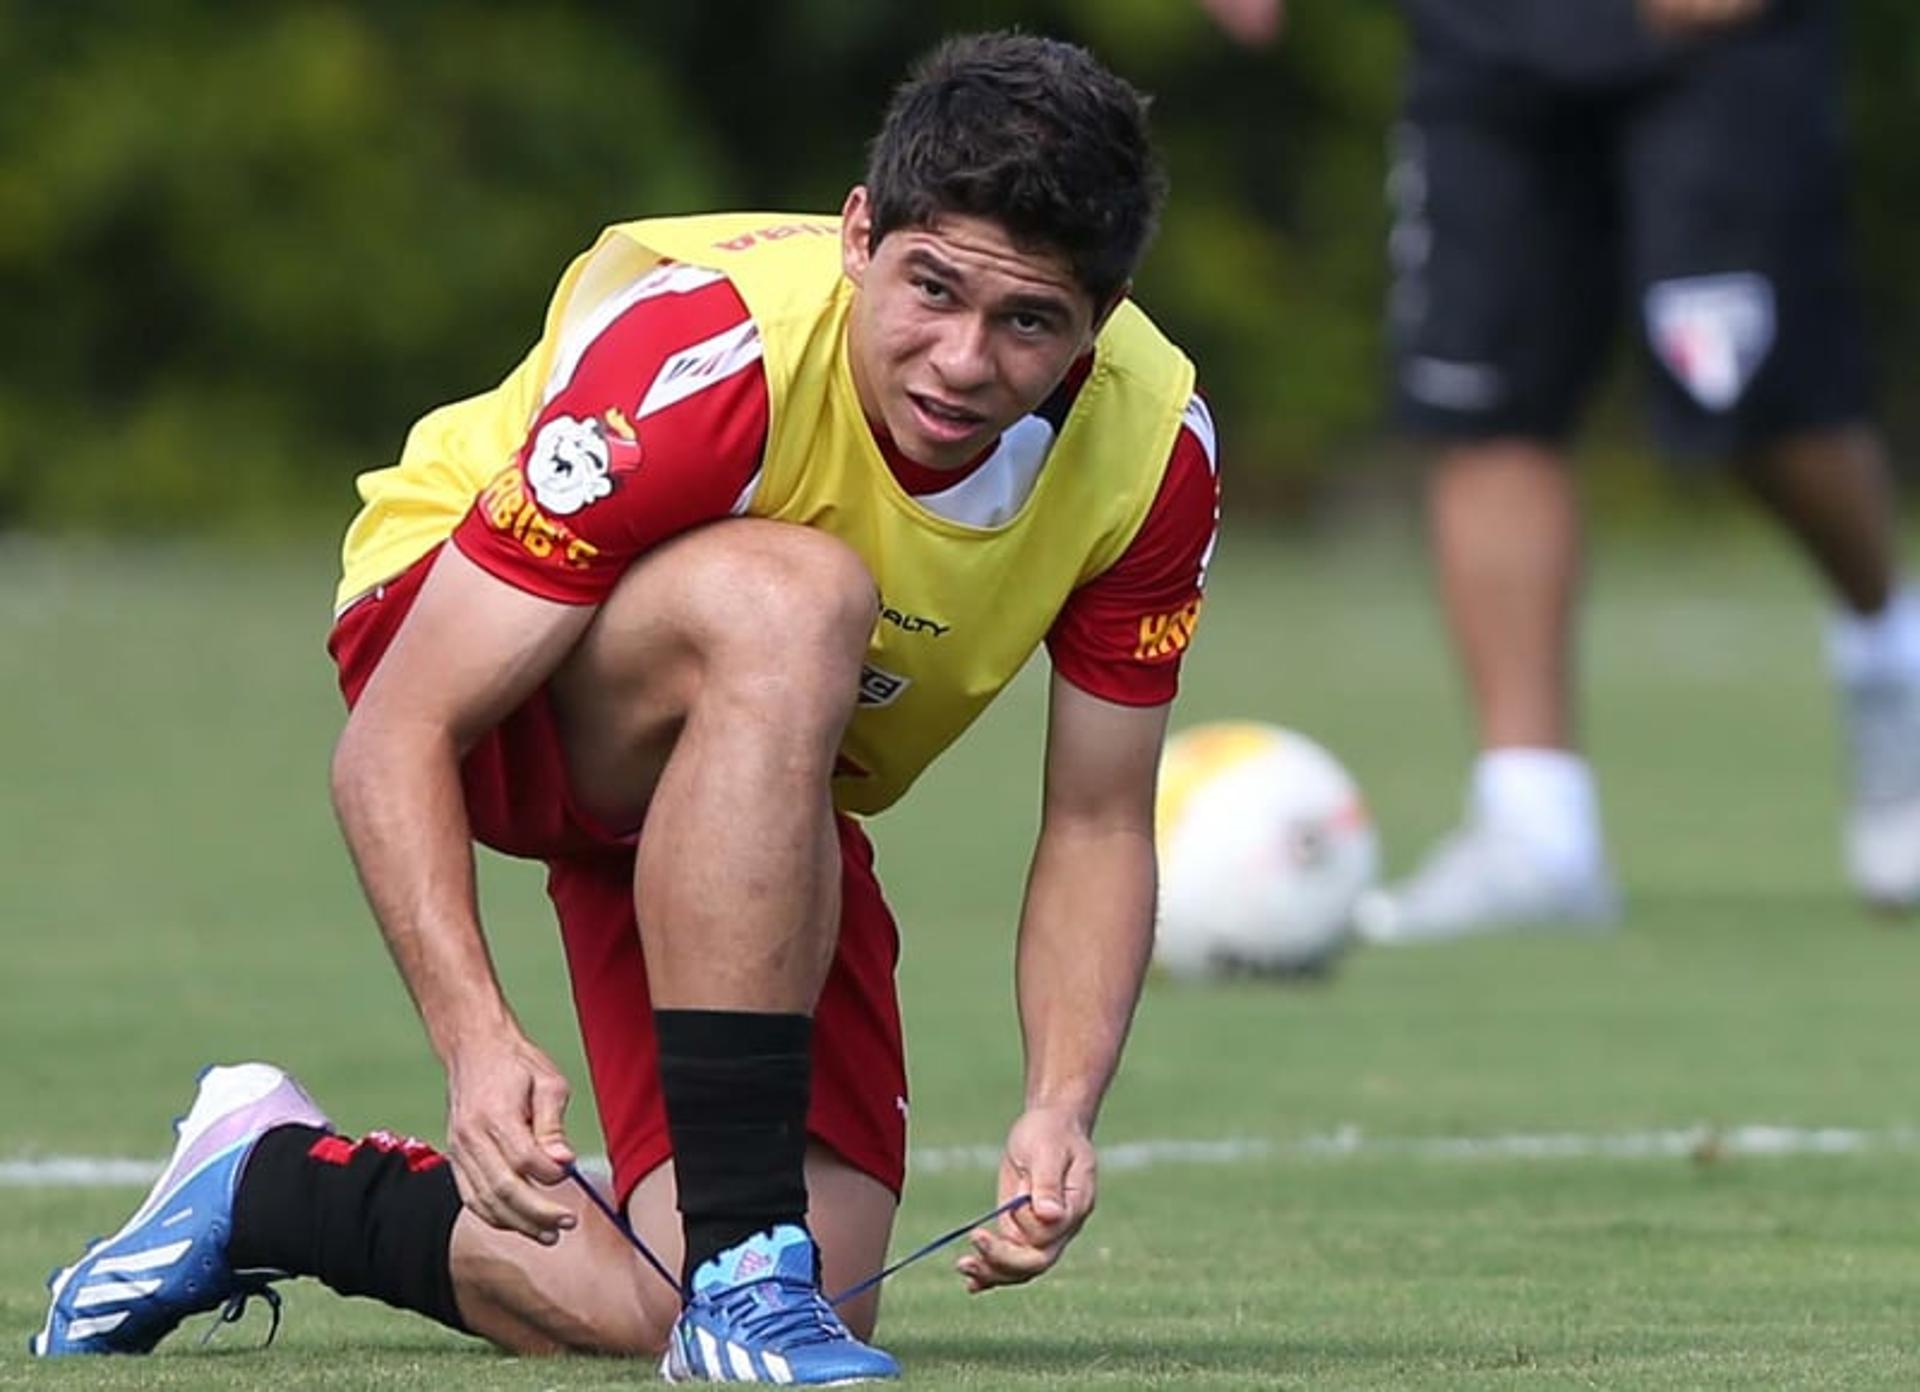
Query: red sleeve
1045 394 1220 706
451 267 769 604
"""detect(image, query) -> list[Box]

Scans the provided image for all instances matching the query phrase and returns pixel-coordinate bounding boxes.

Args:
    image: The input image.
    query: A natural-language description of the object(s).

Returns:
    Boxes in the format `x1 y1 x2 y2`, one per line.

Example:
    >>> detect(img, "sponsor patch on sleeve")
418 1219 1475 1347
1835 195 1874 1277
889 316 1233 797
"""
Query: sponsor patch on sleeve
525 409 641 515
476 465 603 571
477 408 643 571
1133 598 1203 663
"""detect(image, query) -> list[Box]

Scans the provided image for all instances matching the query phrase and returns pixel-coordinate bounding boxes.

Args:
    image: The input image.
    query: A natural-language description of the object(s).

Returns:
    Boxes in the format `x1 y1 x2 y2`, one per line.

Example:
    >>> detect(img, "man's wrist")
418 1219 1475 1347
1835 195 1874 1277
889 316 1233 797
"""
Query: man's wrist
425 998 520 1066
1020 1091 1100 1130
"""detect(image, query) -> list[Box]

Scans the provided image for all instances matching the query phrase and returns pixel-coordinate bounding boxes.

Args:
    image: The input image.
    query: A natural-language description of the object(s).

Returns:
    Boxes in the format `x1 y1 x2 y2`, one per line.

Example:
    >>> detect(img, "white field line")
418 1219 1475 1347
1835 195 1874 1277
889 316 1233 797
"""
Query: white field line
7 1124 1920 1189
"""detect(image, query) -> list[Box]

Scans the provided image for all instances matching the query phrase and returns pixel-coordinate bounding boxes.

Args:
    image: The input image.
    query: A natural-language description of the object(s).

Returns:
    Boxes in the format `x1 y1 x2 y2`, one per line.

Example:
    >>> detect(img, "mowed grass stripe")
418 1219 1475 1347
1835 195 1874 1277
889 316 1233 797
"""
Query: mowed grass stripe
12 1120 1920 1189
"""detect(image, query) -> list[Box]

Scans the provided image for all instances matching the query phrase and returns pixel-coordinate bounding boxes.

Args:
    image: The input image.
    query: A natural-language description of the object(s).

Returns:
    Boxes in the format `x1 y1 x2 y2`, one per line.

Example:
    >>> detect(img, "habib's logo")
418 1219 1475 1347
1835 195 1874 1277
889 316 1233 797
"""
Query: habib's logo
1134 598 1202 662
478 466 601 570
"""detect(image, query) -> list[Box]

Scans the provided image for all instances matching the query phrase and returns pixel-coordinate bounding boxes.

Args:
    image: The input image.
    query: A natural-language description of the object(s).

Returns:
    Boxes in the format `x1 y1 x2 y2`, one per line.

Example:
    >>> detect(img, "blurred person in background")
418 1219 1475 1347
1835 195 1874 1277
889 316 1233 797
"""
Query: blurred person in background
33 31 1221 1383
1204 0 1920 942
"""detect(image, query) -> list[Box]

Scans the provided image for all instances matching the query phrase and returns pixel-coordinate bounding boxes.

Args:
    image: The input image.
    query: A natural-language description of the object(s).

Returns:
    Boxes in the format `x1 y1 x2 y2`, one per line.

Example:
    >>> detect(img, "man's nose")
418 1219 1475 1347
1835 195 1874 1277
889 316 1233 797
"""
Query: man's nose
928 316 993 391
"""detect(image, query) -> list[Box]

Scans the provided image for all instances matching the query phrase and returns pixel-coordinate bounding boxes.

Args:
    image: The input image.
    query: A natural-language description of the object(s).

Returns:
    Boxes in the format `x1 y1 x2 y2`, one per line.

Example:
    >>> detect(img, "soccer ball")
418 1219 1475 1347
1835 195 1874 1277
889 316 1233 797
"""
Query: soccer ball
1153 722 1379 979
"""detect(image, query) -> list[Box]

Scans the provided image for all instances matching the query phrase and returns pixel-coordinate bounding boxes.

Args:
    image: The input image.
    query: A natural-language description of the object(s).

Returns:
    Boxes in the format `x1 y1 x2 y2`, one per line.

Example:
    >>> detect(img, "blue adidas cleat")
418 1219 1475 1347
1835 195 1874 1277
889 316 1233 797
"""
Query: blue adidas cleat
663 1224 900 1384
32 1062 331 1357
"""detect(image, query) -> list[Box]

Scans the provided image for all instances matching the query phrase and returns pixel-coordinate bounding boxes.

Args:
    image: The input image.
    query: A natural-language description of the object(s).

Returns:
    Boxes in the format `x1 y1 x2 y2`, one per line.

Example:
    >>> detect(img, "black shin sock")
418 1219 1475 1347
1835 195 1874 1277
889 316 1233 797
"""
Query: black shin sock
656 1009 812 1289
229 1124 468 1333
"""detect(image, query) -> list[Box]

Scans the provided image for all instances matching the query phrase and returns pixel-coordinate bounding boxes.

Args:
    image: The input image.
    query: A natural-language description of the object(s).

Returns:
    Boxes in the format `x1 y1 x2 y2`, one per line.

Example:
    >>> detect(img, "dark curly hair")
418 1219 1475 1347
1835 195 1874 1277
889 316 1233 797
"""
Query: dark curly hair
864 31 1167 308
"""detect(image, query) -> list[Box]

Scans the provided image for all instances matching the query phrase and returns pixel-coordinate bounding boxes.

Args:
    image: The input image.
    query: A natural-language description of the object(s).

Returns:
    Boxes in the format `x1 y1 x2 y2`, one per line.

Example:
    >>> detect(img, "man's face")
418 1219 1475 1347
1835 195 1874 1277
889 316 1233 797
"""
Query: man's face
840 186 1107 471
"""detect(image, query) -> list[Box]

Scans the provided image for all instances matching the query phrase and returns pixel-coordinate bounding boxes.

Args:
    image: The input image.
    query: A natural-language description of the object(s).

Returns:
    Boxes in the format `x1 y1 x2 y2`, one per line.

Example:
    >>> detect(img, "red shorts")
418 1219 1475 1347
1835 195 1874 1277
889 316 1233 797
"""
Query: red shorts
328 545 909 1203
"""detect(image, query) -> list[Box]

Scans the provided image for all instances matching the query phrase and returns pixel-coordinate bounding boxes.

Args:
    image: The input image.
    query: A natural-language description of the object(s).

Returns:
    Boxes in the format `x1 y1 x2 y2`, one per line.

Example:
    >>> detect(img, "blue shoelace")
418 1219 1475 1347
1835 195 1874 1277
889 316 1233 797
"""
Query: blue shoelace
563 1162 1030 1306
716 1277 850 1349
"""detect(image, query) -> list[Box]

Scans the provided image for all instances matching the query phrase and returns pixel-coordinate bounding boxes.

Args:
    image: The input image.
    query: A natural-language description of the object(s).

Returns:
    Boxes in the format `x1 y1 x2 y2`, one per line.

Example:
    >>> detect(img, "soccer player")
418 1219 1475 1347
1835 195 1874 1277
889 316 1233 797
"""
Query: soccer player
33 32 1221 1384
1208 0 1920 940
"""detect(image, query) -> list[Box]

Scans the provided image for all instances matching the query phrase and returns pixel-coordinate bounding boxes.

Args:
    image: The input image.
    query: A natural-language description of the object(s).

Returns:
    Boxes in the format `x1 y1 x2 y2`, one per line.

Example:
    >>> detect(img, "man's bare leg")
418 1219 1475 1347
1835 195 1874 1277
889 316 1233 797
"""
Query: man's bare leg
1736 425 1895 616
215 523 896 1357
1740 425 1920 907
1356 439 1613 941
549 520 878 1014
450 1143 896 1355
532 518 903 1381
1427 438 1584 752
547 520 883 1305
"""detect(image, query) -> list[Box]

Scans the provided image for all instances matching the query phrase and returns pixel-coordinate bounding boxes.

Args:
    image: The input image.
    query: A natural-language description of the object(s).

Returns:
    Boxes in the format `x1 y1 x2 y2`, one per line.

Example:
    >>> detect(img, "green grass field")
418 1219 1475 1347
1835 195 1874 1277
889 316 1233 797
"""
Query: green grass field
3 520 1917 1388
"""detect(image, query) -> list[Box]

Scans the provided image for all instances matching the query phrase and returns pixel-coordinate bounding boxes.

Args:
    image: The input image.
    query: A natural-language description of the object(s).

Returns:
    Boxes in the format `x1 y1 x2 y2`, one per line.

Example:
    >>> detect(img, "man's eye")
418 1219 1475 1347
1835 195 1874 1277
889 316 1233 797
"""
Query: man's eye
914 277 950 301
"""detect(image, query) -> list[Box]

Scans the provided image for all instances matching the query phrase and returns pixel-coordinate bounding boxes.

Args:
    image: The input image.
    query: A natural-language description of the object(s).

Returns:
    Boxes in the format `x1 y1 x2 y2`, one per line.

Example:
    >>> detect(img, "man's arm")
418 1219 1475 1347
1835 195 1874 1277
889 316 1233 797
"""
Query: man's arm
957 674 1169 1292
332 543 595 1243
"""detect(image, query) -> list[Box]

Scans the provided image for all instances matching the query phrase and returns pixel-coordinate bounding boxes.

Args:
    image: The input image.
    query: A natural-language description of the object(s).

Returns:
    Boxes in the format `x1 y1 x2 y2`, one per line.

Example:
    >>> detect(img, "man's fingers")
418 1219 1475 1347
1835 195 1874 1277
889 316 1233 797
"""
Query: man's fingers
530 1074 576 1166
958 1226 1058 1291
489 1121 577 1233
448 1150 494 1226
1025 1188 1067 1225
1010 1149 1088 1237
442 1045 579 1240
451 1133 542 1239
968 1113 1098 1293
455 1118 572 1241
506 1123 570 1187
501 1184 574 1241
1012 1151 1068 1227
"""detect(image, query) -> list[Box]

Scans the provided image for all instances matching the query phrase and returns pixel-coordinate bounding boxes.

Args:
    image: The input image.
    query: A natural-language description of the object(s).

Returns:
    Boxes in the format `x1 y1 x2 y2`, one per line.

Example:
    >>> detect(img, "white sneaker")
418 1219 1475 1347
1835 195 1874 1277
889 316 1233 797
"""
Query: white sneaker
1353 822 1619 945
1840 676 1920 910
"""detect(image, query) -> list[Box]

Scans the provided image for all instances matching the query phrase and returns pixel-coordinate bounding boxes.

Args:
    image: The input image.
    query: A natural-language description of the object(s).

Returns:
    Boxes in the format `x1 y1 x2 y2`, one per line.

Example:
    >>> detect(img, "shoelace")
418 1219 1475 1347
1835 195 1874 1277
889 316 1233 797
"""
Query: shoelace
564 1162 1030 1306
197 1284 282 1350
721 1278 849 1349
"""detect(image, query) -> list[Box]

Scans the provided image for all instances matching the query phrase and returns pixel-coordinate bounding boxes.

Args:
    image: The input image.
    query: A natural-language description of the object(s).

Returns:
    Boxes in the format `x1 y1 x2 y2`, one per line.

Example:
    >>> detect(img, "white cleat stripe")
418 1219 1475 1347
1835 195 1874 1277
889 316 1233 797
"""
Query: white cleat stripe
91 1239 191 1275
72 1278 163 1308
727 1340 757 1380
62 1311 131 1341
697 1326 726 1380
763 1350 793 1383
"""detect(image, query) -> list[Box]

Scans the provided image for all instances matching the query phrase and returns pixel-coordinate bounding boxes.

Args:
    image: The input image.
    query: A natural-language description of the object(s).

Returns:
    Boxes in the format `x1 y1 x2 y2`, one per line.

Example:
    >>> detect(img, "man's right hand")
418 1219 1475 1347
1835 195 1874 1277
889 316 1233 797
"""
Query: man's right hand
443 1031 580 1243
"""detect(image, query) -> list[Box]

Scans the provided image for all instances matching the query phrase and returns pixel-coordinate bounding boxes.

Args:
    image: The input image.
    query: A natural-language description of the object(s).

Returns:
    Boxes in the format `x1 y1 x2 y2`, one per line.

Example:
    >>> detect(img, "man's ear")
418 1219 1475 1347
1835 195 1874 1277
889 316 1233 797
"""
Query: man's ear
840 186 874 285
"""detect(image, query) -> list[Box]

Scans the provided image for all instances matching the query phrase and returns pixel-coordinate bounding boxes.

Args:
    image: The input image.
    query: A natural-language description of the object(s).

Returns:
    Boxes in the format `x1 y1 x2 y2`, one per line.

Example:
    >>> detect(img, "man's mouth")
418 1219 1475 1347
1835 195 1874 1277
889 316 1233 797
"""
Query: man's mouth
907 392 987 441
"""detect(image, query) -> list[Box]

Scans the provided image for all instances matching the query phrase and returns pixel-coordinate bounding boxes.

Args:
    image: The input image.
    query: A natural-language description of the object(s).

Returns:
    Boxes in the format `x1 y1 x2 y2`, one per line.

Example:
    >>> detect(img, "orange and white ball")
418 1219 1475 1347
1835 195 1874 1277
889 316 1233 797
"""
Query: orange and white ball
1154 722 1379 979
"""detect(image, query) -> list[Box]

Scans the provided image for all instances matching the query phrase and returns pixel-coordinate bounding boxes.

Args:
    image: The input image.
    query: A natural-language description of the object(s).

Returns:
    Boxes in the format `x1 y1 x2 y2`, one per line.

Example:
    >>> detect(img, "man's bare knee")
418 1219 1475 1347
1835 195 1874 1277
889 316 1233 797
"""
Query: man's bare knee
692 521 877 663
669 523 878 728
553 522 876 800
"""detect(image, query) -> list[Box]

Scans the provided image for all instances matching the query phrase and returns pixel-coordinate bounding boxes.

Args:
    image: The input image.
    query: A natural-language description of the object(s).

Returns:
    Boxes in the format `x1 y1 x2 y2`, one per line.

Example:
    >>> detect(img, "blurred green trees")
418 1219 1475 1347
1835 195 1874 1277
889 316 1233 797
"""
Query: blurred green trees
0 2 1912 531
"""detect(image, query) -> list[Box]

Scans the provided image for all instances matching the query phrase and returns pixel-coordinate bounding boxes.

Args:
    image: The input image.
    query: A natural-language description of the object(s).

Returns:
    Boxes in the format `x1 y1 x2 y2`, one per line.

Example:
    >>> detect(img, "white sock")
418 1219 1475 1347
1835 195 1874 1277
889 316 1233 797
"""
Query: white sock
1827 583 1920 688
1470 747 1605 882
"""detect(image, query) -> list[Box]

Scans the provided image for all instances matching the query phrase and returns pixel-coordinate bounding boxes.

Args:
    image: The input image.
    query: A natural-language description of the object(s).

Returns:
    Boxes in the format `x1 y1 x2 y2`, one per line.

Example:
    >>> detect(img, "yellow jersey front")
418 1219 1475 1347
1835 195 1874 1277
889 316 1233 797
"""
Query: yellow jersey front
339 212 1196 815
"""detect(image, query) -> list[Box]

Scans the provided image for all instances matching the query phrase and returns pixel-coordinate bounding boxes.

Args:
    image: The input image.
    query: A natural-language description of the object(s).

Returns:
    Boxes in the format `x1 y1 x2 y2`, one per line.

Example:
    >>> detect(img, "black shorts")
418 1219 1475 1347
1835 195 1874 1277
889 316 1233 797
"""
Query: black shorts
1388 6 1871 455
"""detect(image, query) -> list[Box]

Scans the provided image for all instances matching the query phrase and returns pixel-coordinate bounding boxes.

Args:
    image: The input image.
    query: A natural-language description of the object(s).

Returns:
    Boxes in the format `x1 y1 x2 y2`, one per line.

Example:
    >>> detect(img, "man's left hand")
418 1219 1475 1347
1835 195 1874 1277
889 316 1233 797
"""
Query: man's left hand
956 1106 1098 1293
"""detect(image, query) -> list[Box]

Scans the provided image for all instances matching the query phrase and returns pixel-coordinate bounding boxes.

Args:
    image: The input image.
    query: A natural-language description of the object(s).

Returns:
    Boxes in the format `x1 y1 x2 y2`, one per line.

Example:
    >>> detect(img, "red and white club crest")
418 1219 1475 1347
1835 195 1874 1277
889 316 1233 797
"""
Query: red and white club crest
1644 273 1776 413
